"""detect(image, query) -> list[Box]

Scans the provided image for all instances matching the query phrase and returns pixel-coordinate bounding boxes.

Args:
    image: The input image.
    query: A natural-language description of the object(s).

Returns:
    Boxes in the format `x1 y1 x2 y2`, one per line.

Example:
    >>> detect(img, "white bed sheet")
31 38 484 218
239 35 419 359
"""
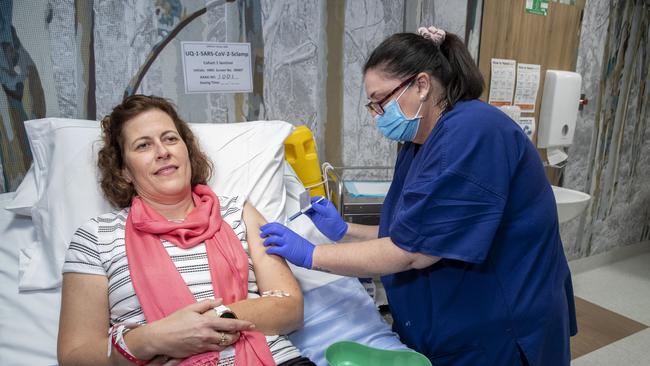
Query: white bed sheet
0 192 60 366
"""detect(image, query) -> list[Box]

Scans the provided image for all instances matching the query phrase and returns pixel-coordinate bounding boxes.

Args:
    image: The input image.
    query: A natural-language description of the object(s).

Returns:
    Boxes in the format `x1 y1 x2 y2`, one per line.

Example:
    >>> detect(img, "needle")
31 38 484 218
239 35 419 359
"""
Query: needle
288 196 325 222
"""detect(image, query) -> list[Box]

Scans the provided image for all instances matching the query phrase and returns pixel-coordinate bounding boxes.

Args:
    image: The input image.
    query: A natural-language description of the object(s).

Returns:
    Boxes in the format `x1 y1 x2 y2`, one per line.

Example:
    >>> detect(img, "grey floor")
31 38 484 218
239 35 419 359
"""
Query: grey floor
571 252 650 365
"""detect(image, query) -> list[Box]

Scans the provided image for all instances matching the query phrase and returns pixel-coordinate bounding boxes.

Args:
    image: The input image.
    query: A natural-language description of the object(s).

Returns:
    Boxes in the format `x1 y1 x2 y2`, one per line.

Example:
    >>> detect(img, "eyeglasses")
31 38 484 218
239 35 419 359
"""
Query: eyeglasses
365 75 417 115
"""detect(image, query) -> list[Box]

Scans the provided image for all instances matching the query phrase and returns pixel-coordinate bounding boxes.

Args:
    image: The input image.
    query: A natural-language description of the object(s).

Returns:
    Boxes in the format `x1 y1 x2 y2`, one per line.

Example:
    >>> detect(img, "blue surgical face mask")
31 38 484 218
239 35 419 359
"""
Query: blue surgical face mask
375 83 423 142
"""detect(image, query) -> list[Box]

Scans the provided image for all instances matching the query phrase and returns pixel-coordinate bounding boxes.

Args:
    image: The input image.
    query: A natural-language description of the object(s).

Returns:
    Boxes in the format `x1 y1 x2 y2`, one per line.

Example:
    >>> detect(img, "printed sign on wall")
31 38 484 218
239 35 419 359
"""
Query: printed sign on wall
181 42 252 94
525 0 549 16
514 63 541 113
517 117 536 140
488 58 517 107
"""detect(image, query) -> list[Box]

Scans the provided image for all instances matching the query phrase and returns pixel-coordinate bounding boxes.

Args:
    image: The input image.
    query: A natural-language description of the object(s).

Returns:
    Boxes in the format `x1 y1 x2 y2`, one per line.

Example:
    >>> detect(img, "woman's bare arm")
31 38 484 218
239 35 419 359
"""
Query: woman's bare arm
58 273 117 366
224 202 304 335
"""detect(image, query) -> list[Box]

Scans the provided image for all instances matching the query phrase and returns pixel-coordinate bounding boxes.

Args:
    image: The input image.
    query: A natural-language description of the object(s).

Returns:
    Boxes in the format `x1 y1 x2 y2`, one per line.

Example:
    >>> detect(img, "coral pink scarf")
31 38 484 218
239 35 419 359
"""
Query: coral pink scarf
125 184 274 366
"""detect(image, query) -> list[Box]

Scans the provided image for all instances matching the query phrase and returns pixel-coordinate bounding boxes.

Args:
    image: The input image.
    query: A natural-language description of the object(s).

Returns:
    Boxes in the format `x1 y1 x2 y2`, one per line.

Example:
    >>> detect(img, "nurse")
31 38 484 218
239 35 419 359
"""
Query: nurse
260 26 577 365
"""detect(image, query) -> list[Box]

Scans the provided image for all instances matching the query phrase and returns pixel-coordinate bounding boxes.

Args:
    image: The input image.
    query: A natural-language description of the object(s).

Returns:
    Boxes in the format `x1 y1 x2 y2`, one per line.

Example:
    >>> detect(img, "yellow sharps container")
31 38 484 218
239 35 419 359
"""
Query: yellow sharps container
284 125 326 197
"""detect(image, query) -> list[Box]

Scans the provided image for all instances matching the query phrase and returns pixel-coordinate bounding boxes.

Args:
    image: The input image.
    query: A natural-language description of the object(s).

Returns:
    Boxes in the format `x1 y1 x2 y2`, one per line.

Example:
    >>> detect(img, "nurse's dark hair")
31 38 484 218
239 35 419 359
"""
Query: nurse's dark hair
363 32 484 107
97 94 213 208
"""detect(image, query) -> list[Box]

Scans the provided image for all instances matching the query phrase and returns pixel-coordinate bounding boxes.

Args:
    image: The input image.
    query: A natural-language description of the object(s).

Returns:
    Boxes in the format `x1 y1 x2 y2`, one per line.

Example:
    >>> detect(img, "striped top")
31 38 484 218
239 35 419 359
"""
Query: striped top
63 195 301 365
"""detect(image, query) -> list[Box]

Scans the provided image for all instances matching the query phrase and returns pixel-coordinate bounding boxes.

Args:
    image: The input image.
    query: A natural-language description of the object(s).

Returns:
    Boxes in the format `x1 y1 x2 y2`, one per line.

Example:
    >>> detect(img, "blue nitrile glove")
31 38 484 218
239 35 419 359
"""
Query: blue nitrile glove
304 196 348 241
261 222 315 269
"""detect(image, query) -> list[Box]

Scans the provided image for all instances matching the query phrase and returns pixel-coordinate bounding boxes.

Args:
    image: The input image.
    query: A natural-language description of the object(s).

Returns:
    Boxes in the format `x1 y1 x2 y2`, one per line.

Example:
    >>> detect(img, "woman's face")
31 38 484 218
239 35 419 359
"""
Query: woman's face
365 68 446 144
363 68 423 119
121 109 192 204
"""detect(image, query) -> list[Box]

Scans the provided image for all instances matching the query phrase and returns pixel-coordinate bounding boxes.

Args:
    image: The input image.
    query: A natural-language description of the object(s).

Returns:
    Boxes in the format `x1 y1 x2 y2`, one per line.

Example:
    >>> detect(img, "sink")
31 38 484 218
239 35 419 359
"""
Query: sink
551 186 591 223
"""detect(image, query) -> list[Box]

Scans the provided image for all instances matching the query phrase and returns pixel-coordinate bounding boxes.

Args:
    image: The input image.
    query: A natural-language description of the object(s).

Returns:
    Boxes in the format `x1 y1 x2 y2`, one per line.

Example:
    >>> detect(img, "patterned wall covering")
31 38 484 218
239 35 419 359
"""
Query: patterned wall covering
340 0 467 173
93 0 230 122
260 0 326 157
49 0 93 120
429 1 467 39
0 0 52 192
2 0 647 259
562 0 650 258
341 0 405 172
1 0 327 191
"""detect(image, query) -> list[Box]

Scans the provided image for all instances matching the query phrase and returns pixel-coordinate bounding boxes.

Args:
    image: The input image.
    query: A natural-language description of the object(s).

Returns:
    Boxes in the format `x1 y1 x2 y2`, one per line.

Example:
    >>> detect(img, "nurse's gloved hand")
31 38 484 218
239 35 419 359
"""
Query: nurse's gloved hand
304 196 348 241
260 222 315 269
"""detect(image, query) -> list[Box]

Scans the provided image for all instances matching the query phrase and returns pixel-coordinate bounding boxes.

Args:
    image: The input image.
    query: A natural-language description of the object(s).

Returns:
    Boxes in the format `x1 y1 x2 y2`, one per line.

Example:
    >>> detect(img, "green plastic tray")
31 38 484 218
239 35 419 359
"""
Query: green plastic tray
325 341 432 366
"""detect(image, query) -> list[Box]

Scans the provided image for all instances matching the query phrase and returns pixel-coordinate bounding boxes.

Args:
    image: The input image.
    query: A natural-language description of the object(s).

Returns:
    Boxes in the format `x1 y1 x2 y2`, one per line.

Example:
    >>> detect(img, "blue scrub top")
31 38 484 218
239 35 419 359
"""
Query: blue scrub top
379 100 577 366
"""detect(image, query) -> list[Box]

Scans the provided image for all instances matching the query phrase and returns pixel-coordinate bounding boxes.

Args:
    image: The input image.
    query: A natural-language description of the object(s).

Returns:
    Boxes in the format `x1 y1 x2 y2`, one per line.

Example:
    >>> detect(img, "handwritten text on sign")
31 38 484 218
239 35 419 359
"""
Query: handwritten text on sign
181 42 252 94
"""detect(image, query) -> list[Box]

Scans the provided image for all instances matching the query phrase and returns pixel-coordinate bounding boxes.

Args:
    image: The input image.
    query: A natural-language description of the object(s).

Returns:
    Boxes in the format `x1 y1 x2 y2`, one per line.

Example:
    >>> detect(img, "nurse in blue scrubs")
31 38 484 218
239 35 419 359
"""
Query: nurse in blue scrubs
260 26 577 366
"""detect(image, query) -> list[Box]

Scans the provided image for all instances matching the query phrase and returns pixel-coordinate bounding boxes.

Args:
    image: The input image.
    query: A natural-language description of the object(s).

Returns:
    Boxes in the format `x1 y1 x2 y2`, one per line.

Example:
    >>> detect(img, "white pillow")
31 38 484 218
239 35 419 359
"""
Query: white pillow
196 122 289 224
4 165 37 216
20 118 292 290
5 119 92 218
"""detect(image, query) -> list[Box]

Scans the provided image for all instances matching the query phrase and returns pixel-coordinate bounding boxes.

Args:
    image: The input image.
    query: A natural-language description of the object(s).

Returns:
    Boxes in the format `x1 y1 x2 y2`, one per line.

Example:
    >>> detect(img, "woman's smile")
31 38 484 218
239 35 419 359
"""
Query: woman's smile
154 164 179 176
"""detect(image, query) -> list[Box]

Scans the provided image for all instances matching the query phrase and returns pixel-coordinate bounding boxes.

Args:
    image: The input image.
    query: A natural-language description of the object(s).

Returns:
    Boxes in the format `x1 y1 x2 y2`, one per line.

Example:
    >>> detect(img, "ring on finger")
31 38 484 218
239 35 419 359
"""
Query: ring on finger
219 332 228 346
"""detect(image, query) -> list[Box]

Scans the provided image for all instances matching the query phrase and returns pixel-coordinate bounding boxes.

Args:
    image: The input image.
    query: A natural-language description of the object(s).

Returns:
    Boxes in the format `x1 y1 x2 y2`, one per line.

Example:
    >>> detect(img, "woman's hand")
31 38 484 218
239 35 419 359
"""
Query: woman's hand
304 196 348 241
137 299 254 359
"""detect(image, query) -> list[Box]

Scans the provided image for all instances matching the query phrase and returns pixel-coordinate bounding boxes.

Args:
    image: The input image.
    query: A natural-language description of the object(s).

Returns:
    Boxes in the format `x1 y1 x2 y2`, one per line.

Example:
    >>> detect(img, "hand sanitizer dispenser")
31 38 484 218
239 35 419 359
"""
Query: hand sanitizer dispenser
537 70 582 166
537 70 582 150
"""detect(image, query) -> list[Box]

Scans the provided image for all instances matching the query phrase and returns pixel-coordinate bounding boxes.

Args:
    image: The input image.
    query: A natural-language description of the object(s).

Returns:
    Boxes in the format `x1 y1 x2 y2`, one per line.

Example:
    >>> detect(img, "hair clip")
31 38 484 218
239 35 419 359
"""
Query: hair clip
417 26 446 46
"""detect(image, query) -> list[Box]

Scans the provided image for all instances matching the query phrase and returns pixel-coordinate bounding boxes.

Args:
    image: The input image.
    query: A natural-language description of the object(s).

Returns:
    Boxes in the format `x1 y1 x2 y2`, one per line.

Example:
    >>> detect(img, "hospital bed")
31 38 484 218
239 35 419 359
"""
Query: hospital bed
0 118 408 366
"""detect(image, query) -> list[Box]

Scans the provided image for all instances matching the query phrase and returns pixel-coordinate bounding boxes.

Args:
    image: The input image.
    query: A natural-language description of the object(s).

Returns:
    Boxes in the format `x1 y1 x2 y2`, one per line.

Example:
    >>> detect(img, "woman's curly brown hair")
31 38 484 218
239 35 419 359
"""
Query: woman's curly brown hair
97 95 213 208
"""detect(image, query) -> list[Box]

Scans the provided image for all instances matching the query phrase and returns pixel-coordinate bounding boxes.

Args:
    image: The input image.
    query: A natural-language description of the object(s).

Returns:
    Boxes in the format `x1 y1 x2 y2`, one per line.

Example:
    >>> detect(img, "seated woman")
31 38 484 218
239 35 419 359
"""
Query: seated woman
57 95 314 366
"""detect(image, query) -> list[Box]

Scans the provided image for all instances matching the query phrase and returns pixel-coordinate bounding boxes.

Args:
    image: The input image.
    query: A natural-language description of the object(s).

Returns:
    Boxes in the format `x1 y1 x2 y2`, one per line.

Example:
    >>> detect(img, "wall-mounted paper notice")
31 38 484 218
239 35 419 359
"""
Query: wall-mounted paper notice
488 59 516 107
518 117 536 141
514 63 541 113
181 42 252 94
499 105 521 123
